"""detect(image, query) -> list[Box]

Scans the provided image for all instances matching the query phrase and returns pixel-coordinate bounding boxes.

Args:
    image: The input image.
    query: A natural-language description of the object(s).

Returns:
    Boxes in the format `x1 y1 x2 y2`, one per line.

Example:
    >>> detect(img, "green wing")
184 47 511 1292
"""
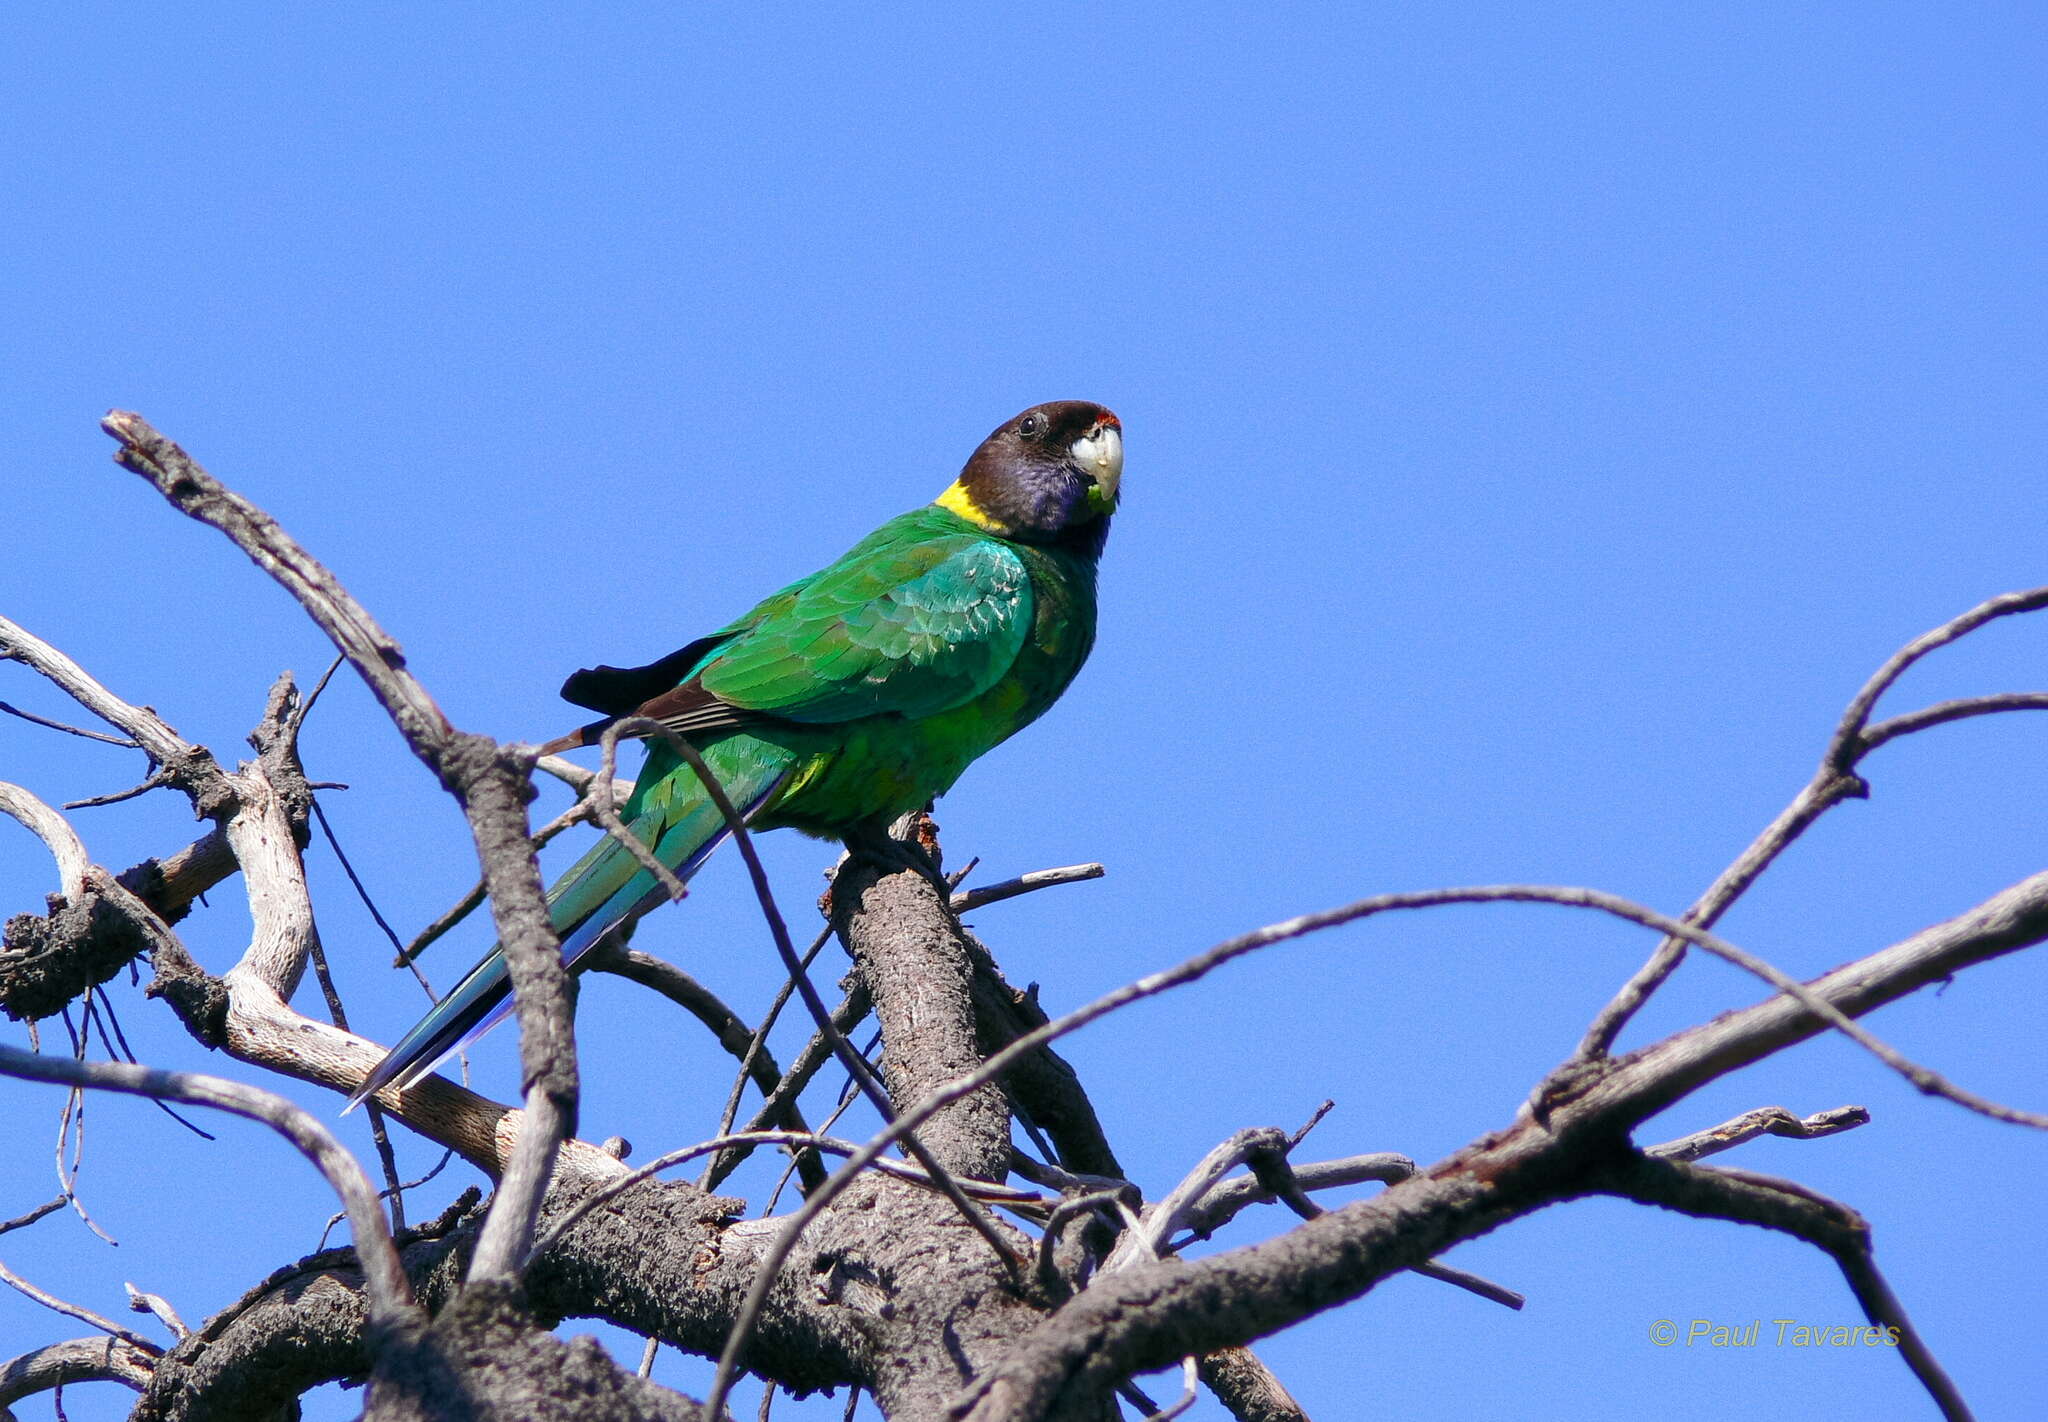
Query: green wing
698 529 1034 723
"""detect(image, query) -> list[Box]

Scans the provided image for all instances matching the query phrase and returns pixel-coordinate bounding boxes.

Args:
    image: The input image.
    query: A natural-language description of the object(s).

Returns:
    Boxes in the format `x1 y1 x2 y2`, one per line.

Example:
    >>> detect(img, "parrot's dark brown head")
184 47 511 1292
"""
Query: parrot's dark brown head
937 401 1122 546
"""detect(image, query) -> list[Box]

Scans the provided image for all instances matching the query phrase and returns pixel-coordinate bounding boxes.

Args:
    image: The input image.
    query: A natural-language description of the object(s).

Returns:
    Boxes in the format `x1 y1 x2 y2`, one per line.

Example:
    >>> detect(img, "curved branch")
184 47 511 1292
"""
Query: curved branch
0 782 90 894
1860 692 2048 753
0 1336 154 1415
1600 1154 1971 1422
0 613 225 800
1824 586 2048 771
1646 1104 1869 1164
0 1045 416 1330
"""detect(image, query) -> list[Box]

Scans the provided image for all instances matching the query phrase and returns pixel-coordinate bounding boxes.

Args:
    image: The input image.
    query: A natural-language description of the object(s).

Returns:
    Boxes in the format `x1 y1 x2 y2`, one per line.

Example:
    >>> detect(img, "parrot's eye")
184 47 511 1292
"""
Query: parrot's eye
1018 413 1045 438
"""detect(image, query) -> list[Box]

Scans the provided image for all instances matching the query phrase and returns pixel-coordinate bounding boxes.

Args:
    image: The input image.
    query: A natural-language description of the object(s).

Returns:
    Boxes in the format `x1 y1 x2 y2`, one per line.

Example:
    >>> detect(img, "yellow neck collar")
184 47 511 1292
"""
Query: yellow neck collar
935 480 1005 532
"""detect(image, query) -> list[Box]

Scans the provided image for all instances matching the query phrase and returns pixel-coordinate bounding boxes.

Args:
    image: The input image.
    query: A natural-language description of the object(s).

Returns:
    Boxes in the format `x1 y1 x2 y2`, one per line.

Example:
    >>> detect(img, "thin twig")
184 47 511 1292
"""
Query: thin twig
1407 1262 1525 1310
0 700 140 747
392 790 598 971
1647 1105 1870 1164
392 880 486 972
122 1284 188 1340
1860 692 2048 753
0 1260 161 1355
1826 588 2048 770
763 1058 864 1217
1605 1155 1972 1421
727 998 872 1189
949 863 1104 914
590 945 829 1195
296 828 410 1232
62 770 169 811
705 926 835 1141
1135 1359 1198 1421
318 1150 458 1250
588 723 692 905
0 1198 65 1238
704 939 860 1191
88 986 214 1139
311 799 411 962
0 614 219 780
53 1008 114 1245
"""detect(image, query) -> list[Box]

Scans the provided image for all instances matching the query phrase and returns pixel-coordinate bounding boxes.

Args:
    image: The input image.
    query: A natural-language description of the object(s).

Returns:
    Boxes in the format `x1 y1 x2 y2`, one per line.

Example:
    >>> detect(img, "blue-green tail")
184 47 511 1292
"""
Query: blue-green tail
343 742 789 1112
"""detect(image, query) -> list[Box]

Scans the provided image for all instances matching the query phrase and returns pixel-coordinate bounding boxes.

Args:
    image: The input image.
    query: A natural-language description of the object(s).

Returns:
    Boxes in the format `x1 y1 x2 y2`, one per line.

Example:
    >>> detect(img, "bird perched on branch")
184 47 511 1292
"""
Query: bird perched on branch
345 400 1122 1112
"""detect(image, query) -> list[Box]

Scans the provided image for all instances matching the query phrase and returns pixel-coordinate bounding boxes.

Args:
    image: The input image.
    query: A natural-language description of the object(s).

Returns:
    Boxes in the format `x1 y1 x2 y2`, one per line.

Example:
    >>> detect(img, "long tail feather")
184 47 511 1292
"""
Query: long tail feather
343 748 788 1113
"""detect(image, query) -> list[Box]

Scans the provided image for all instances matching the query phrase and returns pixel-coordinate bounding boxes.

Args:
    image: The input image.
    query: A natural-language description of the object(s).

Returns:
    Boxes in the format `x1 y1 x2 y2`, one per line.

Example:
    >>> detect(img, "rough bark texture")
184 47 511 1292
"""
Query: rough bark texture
831 855 1013 1182
369 1281 713 1422
1 881 153 1020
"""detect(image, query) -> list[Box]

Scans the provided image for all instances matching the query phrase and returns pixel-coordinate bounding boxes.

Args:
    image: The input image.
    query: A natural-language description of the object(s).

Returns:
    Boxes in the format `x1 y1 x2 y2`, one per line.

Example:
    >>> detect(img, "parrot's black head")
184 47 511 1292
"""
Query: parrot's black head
937 401 1122 549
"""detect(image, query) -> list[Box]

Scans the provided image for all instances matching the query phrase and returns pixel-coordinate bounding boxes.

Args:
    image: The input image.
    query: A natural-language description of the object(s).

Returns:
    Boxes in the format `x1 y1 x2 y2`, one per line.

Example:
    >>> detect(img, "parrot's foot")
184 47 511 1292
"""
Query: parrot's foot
837 812 950 896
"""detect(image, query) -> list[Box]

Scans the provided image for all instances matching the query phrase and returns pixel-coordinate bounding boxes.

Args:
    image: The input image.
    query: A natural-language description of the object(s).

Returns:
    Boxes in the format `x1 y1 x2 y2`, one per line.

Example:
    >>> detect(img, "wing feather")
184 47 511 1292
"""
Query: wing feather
552 522 1034 746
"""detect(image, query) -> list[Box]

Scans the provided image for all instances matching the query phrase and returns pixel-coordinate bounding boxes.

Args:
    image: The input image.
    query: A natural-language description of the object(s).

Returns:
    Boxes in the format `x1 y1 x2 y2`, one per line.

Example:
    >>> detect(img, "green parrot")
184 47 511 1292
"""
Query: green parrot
345 400 1122 1112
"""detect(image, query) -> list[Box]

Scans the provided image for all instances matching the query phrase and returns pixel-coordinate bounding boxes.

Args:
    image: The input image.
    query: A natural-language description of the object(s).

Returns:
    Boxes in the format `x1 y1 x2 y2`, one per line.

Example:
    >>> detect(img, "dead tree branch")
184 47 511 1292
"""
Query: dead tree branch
1646 1104 1871 1164
101 411 576 1285
0 1336 155 1418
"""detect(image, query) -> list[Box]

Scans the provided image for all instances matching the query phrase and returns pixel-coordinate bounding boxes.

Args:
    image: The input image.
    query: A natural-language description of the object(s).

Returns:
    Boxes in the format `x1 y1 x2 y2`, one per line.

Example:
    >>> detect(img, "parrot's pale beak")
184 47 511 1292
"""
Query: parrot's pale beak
1073 422 1123 503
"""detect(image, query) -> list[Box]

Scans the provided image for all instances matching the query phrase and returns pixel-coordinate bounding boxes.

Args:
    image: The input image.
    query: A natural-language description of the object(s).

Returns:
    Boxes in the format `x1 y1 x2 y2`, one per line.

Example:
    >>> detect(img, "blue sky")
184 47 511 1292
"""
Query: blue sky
3 4 2044 1417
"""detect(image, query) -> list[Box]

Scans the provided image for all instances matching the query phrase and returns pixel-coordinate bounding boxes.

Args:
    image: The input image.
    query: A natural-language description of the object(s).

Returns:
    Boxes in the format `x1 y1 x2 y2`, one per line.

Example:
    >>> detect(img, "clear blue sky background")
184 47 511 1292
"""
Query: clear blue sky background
3 5 2043 1418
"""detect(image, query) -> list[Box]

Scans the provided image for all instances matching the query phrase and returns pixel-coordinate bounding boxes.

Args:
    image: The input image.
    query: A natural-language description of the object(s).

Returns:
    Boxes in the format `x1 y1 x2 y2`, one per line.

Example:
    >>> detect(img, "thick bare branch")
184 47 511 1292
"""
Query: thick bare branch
832 842 1012 1182
0 1337 154 1416
0 782 90 893
1195 1348 1309 1422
